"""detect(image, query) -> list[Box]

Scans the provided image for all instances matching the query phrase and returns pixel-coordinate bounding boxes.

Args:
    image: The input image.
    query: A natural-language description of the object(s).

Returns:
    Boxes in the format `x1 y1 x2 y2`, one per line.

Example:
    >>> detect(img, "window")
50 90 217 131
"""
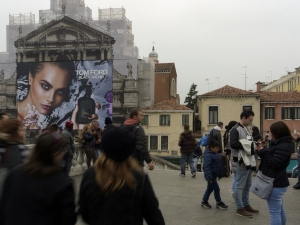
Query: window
150 136 158 150
282 107 293 119
265 107 275 119
182 114 189 126
145 135 149 149
141 115 149 126
161 136 168 150
243 105 252 111
209 106 218 124
160 115 170 126
295 108 300 119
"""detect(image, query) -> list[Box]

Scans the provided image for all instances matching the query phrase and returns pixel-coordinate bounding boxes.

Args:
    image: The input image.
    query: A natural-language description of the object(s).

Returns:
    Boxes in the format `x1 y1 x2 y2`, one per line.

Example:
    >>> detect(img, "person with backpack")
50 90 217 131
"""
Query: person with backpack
210 122 223 153
178 124 196 177
123 109 154 170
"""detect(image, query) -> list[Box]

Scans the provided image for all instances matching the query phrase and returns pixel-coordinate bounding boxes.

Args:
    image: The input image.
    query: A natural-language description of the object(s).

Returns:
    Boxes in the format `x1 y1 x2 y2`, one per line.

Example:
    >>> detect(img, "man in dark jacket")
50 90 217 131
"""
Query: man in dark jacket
103 117 115 135
123 109 154 170
210 122 223 153
178 124 196 177
62 120 75 175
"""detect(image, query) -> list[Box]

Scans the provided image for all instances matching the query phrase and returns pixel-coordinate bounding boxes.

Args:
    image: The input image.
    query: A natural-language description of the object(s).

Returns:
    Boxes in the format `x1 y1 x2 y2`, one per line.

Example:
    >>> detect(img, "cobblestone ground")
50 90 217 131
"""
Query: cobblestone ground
72 170 300 225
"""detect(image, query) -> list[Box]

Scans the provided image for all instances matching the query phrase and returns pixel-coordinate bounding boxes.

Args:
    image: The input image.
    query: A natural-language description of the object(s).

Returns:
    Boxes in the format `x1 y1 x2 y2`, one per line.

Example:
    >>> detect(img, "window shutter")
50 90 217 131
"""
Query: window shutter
281 107 285 120
291 107 295 120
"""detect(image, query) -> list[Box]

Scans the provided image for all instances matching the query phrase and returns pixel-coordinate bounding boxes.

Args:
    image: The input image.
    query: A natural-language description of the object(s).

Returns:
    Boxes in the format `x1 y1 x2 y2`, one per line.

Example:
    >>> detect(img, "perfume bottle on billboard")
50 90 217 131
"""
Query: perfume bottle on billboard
76 86 95 124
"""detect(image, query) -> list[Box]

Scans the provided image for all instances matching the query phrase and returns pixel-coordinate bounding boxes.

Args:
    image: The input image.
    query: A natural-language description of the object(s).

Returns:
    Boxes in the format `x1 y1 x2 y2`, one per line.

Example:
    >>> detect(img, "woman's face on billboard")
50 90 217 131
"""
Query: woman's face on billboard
28 63 70 115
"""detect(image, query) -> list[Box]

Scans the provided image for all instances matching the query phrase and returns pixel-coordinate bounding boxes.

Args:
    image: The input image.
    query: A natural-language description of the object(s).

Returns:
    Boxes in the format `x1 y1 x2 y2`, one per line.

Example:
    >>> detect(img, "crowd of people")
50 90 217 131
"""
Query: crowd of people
0 108 299 225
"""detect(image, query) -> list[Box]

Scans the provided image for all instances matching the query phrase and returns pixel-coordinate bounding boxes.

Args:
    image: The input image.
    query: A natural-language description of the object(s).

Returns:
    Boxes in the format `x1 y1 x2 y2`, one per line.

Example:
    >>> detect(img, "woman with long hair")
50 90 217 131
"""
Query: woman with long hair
18 62 75 129
79 127 165 225
256 121 292 225
81 124 97 168
0 130 77 225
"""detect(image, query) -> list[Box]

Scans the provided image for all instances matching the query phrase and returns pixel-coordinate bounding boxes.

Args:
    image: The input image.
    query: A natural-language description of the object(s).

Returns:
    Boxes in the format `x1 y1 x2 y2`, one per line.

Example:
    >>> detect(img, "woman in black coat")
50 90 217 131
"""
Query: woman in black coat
256 121 292 225
79 127 165 225
0 130 77 225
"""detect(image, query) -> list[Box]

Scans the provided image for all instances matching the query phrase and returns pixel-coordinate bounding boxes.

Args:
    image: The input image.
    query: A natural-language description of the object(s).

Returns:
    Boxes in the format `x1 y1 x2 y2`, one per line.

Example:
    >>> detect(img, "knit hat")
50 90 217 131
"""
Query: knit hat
105 117 112 125
101 127 135 162
65 120 74 129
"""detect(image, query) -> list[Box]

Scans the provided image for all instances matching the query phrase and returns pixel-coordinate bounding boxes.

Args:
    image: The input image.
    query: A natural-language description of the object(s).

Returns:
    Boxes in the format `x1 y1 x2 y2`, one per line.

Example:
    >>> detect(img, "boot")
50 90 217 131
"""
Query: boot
245 205 259 214
293 182 300 189
236 208 253 218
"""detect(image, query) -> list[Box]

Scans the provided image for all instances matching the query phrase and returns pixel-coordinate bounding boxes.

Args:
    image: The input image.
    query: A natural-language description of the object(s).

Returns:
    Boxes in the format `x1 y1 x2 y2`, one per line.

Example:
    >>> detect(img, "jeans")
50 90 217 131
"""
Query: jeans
192 157 198 171
267 187 287 225
180 153 195 174
202 177 221 203
232 173 236 193
234 162 252 209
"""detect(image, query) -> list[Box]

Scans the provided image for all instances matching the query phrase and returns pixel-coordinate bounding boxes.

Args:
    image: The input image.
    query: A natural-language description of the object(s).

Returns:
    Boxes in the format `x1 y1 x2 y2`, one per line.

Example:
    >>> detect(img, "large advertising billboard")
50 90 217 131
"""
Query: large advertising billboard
17 60 113 130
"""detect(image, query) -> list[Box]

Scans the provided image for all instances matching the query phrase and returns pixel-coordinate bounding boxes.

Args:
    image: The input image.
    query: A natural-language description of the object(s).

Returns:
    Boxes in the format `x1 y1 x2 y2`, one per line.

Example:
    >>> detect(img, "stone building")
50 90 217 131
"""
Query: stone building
0 0 156 127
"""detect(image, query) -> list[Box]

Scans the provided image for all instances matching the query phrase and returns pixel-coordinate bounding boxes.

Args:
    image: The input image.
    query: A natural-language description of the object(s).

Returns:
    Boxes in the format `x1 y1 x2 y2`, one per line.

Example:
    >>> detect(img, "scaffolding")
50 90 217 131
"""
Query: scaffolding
9 13 35 25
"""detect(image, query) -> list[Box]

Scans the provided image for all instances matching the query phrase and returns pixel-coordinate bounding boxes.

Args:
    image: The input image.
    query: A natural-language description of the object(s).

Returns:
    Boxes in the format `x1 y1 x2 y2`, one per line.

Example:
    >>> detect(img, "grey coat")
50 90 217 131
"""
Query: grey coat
62 129 75 157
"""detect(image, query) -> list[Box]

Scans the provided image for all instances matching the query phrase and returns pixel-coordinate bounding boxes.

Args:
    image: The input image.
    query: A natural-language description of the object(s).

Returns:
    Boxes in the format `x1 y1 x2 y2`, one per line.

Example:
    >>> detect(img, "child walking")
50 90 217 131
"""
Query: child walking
201 139 228 209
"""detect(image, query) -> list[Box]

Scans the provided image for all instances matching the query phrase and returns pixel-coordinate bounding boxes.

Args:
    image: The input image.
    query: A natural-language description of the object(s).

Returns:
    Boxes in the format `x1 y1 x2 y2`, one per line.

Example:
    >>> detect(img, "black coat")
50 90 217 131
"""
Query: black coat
178 131 196 153
79 168 165 225
83 131 95 147
258 136 292 188
123 124 152 166
0 166 76 225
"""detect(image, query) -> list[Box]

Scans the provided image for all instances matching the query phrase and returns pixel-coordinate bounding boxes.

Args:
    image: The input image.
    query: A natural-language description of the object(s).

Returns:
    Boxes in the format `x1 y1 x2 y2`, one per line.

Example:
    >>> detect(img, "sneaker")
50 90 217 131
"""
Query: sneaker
201 201 211 209
192 172 196 178
216 201 228 210
179 173 185 177
244 205 259 214
293 183 300 189
236 208 253 218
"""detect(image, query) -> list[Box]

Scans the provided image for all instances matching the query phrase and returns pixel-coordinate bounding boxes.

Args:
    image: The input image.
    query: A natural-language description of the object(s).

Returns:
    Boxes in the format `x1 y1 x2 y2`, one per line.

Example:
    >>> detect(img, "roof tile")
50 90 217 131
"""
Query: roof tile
200 85 259 97
142 100 192 111
260 92 300 102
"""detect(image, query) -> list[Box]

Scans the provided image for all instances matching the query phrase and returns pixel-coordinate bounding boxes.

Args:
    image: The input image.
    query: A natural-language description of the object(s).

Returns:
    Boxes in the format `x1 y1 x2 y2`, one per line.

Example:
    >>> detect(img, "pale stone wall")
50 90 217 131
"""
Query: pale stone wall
198 97 261 135
141 111 194 156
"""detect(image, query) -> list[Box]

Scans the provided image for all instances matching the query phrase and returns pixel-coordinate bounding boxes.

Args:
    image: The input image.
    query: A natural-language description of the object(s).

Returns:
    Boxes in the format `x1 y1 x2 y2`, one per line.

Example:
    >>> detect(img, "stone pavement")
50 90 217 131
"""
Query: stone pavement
73 170 300 225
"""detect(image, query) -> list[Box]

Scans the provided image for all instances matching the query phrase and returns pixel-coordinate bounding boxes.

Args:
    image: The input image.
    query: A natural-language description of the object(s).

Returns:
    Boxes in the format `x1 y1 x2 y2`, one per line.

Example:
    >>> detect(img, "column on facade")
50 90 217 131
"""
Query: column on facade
39 51 43 62
77 49 81 61
22 52 27 63
44 50 48 61
100 48 105 60
82 49 86 60
107 48 111 60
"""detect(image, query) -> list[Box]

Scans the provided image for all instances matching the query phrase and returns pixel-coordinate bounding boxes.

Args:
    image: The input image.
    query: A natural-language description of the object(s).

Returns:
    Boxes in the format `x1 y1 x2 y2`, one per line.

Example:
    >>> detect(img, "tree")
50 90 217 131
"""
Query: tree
184 83 198 110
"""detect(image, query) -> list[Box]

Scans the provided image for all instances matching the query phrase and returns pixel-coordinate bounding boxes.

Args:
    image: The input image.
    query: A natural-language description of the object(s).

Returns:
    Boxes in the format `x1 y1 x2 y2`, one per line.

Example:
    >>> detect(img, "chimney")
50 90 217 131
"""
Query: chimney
256 81 263 92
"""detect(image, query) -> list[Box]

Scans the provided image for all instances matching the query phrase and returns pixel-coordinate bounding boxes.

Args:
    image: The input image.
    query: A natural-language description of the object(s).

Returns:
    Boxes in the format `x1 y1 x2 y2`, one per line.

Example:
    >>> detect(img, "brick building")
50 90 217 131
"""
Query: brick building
148 47 179 104
260 92 300 138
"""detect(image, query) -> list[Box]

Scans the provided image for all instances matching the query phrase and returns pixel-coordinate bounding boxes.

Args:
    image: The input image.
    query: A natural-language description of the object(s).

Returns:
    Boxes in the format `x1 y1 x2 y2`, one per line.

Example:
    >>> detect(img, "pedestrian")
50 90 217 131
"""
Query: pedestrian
90 120 102 158
201 139 228 210
123 109 154 170
251 126 261 176
230 110 259 218
193 142 202 171
210 122 223 153
178 124 196 177
223 121 238 200
256 121 293 225
0 118 28 197
62 120 75 175
81 124 97 168
293 131 300 189
102 117 114 135
0 130 77 225
78 127 165 225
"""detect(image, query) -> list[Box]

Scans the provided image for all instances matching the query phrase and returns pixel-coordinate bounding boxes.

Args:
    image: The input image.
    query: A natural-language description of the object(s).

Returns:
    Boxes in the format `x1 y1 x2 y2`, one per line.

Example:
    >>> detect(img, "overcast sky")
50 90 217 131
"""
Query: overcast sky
1 0 300 103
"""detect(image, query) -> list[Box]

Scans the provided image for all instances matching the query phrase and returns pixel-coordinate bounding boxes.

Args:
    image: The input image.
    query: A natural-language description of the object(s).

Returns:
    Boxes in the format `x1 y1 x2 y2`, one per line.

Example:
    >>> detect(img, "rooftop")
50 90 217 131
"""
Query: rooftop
260 92 300 102
200 85 259 98
155 63 175 71
142 100 192 111
74 170 300 225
